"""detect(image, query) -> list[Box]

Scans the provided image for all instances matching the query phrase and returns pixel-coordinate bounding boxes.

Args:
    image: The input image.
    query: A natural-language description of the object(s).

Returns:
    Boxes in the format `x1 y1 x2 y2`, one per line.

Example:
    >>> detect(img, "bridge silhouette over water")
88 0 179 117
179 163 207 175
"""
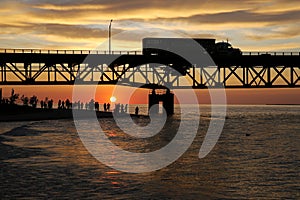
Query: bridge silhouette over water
0 48 299 89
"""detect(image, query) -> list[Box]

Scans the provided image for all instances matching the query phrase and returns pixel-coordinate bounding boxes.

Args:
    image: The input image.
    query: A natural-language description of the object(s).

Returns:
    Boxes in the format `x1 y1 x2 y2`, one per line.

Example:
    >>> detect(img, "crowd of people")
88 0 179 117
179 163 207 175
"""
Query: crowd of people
114 103 128 113
71 99 112 112
1 89 140 114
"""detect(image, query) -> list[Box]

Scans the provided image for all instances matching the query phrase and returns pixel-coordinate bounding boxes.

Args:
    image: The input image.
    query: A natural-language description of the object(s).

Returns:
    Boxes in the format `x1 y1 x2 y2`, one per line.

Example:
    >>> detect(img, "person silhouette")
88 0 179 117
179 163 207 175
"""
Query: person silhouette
121 104 124 113
58 99 61 109
89 99 94 110
48 99 53 109
66 99 71 109
135 106 139 115
95 102 99 111
104 103 107 112
152 88 156 95
124 104 128 113
77 100 81 109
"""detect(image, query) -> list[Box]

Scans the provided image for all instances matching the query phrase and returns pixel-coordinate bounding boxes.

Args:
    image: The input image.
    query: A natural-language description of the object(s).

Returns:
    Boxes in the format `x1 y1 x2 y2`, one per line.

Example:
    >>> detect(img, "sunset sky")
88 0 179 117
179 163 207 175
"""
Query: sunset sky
0 0 299 104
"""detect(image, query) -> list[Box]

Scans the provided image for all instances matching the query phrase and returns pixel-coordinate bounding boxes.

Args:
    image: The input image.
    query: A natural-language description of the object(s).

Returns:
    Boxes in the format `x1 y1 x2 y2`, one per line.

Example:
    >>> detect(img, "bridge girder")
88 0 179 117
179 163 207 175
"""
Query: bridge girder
0 53 299 89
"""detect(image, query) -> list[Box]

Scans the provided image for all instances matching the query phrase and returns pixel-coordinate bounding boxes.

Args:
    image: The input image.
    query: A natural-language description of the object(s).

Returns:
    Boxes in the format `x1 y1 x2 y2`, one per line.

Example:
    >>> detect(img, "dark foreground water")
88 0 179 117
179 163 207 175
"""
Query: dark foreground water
0 105 299 199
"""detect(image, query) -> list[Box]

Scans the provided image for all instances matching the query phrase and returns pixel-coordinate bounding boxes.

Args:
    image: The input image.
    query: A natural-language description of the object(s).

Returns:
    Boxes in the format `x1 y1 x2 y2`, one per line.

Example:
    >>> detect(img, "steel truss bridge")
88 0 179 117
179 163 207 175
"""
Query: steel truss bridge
0 49 299 89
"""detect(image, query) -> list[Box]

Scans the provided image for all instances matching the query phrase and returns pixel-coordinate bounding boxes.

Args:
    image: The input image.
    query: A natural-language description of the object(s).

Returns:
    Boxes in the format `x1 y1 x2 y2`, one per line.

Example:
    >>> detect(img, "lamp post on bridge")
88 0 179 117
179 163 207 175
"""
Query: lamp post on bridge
109 19 113 54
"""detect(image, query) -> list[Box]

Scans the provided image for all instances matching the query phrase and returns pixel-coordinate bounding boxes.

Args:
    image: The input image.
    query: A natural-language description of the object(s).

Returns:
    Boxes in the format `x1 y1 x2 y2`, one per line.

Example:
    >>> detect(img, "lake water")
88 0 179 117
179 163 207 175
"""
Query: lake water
0 105 299 199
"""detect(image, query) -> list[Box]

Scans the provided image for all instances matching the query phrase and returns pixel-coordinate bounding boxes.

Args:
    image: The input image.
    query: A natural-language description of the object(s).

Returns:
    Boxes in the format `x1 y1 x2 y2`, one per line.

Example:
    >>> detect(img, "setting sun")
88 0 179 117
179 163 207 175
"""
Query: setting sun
110 96 117 103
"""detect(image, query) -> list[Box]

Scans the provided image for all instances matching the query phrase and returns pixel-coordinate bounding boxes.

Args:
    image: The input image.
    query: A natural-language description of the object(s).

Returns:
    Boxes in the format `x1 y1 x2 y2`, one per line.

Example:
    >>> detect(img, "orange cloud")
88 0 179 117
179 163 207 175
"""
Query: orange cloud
0 0 300 51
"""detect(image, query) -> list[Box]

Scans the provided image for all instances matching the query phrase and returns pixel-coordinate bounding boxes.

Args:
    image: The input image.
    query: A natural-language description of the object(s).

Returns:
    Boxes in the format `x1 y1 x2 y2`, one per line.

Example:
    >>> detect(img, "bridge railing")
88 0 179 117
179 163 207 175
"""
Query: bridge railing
242 52 300 56
0 48 142 55
0 48 299 56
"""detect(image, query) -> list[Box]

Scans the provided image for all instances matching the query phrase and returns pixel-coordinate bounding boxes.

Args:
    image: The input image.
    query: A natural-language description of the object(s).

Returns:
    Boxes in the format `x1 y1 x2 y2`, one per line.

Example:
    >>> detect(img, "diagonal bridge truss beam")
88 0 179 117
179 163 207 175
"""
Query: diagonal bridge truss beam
0 53 299 89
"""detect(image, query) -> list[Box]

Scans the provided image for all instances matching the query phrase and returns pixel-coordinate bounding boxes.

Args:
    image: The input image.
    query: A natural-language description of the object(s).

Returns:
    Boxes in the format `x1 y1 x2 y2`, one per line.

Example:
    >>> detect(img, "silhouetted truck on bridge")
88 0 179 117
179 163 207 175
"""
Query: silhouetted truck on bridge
142 38 242 57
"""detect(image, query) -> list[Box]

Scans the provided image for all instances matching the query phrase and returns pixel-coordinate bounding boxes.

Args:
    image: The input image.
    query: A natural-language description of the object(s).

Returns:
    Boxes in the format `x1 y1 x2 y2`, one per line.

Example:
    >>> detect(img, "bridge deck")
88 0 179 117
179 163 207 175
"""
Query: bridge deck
0 49 299 88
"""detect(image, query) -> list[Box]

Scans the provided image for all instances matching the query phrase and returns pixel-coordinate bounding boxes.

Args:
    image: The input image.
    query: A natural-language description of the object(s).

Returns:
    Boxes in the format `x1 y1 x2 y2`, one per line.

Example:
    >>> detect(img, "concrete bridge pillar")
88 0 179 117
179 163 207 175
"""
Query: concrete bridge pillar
148 89 174 115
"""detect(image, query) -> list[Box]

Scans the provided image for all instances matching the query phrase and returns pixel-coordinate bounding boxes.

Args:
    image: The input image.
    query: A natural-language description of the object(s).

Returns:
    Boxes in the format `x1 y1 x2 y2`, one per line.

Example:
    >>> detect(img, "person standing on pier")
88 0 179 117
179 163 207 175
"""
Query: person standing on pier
95 102 99 111
58 100 61 109
48 99 53 109
66 99 71 109
121 104 124 113
135 106 139 115
77 100 81 110
125 104 128 113
104 103 107 112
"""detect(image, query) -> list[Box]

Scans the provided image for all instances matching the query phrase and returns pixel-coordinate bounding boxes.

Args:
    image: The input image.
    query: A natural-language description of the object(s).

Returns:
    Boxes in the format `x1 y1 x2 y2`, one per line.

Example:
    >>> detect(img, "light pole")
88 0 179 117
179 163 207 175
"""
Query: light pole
109 19 113 54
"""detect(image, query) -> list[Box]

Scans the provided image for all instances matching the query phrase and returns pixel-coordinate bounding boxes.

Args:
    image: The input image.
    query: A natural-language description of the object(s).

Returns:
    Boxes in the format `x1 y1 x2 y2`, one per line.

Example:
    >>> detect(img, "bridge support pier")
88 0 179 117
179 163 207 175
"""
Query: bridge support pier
148 89 174 116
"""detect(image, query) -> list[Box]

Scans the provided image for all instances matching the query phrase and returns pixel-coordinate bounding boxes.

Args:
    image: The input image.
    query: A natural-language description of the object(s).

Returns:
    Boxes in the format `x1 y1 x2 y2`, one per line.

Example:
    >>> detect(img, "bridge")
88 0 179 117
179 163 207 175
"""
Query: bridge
0 48 299 89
